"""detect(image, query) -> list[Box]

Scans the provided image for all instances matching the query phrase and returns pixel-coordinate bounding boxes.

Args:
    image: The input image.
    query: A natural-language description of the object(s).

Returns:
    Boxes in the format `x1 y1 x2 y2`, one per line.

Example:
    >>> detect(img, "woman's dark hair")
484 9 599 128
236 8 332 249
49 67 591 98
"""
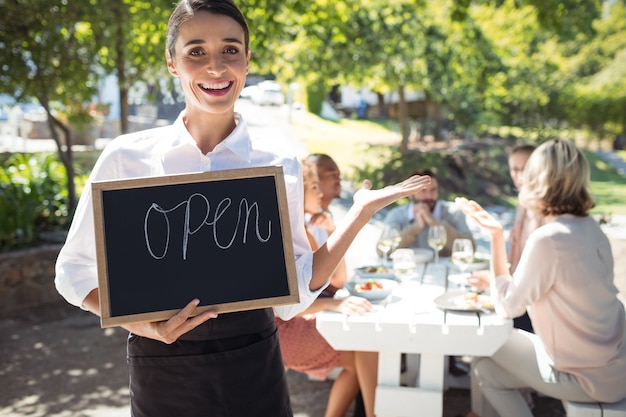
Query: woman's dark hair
166 0 249 58
510 143 536 157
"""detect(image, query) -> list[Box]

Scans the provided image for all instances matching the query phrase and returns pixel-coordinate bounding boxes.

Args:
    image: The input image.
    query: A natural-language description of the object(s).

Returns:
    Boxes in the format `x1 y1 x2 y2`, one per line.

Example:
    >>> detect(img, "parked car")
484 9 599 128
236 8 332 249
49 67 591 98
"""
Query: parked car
240 85 257 100
251 81 285 106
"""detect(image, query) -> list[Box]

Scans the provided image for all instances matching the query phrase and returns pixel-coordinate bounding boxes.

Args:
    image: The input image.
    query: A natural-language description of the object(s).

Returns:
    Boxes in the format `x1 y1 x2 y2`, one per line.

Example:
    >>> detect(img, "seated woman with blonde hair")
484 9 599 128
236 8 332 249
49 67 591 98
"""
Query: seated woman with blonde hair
457 139 626 417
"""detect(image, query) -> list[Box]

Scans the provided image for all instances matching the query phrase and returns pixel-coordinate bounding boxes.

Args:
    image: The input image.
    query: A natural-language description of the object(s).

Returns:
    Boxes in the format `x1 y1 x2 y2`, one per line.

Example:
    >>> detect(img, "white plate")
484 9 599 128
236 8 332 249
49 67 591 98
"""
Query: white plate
354 265 396 279
347 278 398 301
433 290 495 312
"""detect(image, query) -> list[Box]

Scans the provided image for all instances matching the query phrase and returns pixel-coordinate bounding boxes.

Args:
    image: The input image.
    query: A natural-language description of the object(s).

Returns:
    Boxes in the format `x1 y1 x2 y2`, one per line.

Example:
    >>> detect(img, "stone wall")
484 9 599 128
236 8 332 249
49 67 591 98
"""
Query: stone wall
0 244 63 317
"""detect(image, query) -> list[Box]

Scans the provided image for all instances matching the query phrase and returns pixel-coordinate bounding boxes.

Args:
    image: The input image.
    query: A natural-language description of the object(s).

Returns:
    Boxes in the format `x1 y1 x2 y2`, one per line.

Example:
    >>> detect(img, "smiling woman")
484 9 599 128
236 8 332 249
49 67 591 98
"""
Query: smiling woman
165 5 250 154
53 1 433 416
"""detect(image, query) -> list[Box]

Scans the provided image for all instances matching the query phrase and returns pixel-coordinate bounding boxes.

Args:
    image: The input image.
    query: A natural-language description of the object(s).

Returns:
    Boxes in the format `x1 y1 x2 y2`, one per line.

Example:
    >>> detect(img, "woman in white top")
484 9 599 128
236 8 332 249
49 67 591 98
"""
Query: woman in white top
54 1 431 416
457 139 626 417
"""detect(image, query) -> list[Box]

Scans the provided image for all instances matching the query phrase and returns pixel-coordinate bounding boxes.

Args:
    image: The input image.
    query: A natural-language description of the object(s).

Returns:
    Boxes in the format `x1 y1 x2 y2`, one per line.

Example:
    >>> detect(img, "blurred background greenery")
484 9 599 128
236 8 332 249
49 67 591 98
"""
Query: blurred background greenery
1 0 626 251
2 112 624 252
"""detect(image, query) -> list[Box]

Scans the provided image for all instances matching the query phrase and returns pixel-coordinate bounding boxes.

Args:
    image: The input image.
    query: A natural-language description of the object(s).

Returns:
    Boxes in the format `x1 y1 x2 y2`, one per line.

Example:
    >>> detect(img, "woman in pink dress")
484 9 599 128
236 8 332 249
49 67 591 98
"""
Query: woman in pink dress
276 159 379 417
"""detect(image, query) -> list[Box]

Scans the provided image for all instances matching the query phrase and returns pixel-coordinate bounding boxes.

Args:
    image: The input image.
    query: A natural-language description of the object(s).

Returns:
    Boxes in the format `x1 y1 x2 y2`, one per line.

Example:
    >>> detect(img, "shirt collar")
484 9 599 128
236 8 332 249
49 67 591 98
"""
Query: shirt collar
216 113 252 162
161 111 252 162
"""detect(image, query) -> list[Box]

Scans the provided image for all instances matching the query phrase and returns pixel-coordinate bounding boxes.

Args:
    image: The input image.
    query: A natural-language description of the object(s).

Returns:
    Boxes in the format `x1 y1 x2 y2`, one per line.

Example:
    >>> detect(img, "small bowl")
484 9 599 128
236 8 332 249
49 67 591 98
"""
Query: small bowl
354 265 396 279
347 278 398 301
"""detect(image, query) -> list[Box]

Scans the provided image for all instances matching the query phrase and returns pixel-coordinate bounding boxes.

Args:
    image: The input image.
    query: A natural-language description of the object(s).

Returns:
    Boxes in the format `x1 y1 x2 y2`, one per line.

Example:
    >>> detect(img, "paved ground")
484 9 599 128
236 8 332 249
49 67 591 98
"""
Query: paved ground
0 301 573 417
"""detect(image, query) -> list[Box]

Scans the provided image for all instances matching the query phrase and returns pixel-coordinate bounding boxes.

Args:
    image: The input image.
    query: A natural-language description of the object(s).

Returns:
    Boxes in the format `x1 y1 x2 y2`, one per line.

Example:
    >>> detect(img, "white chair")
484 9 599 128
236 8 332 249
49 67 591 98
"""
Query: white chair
566 397 626 417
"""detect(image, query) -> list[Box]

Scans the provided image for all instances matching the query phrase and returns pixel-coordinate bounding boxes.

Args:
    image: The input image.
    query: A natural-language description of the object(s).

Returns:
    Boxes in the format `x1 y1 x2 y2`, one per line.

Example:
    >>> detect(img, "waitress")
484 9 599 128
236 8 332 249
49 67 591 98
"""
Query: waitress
54 1 431 416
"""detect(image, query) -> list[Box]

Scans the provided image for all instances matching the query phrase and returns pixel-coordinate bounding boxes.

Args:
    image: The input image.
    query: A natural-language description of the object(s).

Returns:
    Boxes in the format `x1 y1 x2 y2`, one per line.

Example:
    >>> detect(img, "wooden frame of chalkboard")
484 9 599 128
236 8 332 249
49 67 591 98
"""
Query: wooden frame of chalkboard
92 166 299 328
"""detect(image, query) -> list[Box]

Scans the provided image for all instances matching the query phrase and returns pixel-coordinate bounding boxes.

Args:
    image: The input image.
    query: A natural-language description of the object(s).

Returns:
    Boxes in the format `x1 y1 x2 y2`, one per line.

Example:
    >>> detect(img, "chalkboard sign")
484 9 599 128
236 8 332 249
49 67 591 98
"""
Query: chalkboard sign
92 166 299 328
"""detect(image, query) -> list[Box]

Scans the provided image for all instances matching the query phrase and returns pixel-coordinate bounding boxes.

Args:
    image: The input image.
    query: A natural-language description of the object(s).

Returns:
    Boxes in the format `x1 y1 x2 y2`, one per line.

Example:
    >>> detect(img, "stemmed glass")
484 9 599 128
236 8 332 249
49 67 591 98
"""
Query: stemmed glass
451 238 475 288
391 248 417 282
376 225 401 267
427 224 447 264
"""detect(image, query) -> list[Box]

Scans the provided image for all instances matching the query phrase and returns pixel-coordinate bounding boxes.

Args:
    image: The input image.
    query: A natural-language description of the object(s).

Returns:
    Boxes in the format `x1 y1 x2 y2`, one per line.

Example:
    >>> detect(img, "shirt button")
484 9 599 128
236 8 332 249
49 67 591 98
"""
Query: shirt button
202 157 210 166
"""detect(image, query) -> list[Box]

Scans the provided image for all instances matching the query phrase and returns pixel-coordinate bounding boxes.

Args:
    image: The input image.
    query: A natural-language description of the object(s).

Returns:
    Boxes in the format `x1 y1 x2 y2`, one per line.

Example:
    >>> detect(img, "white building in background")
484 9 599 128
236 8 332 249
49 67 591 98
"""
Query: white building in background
337 85 426 116
98 75 120 120
338 85 426 109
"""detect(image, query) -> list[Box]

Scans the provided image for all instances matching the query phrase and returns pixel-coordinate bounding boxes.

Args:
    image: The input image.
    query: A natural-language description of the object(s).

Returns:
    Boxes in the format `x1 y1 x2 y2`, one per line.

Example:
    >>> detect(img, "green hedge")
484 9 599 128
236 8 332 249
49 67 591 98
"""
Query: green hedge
349 141 519 208
0 153 73 251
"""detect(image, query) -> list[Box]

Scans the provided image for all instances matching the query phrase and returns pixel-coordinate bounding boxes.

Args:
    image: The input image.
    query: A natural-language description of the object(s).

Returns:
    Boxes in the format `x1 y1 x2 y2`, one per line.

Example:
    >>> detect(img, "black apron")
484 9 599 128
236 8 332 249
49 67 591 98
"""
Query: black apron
127 308 292 417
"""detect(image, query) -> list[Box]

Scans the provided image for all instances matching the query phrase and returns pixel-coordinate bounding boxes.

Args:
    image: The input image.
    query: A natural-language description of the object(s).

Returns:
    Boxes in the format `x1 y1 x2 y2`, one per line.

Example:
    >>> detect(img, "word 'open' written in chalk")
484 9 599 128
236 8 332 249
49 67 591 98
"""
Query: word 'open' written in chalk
144 193 272 260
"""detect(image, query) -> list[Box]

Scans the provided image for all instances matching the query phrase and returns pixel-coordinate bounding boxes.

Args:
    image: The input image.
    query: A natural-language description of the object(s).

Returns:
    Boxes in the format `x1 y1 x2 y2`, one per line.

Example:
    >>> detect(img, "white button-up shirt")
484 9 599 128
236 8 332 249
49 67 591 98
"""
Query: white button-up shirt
55 112 324 320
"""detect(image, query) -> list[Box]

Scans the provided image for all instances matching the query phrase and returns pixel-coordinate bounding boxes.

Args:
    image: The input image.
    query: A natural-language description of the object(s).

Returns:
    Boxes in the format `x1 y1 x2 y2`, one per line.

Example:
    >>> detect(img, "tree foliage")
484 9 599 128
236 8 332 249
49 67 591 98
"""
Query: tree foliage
0 0 102 211
561 1 626 133
90 0 172 133
258 0 621 141
0 0 175 213
452 0 601 39
1 0 625 160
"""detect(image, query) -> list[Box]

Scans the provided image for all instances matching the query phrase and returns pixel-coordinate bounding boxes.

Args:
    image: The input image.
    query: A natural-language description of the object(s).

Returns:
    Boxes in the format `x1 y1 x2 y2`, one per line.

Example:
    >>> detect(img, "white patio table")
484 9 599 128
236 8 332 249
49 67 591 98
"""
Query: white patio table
316 261 512 417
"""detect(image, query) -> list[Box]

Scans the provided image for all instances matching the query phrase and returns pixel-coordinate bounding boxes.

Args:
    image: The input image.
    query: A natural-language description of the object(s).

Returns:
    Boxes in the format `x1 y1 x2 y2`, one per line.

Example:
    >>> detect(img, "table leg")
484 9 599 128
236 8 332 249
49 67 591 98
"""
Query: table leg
374 352 444 417
418 353 445 391
378 351 402 385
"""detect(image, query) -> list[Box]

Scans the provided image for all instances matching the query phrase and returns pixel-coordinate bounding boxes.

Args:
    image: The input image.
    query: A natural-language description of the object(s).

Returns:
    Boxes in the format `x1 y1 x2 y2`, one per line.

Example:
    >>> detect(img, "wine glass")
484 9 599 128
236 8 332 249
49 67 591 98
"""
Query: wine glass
451 238 475 288
427 224 447 264
391 248 417 282
376 225 401 267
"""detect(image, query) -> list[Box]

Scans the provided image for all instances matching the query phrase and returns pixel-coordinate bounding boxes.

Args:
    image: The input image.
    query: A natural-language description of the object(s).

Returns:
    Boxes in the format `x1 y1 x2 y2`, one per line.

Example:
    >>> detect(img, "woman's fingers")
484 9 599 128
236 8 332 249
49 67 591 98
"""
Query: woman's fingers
156 299 217 343
455 197 504 231
455 197 483 213
340 296 373 315
401 175 431 192
467 271 490 290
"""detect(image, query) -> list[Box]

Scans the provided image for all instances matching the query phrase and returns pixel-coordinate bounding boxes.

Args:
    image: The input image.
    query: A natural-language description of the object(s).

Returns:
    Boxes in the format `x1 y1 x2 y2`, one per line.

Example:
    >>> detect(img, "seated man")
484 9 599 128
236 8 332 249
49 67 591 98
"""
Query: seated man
381 168 474 257
381 169 475 378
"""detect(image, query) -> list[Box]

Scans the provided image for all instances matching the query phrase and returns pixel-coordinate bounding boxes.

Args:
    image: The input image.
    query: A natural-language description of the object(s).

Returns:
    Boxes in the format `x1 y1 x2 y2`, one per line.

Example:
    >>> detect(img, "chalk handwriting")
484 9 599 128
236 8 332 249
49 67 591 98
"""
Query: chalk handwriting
144 193 272 260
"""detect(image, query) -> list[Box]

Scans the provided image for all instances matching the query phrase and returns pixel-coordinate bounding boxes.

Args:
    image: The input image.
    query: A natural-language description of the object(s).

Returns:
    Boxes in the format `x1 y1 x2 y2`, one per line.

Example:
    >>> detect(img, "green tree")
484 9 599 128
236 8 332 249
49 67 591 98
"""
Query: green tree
0 0 101 211
0 0 176 213
471 3 565 130
91 0 172 134
419 5 503 138
266 0 435 152
260 0 605 147
561 0 626 135
452 0 601 38
268 0 503 152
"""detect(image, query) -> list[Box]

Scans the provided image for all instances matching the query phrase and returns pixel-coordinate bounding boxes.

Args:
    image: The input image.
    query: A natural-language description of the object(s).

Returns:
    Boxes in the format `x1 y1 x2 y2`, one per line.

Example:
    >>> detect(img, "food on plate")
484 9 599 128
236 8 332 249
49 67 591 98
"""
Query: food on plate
348 278 396 301
458 292 494 309
354 265 396 279
472 258 489 264
359 266 390 274
354 280 384 292
478 295 494 309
